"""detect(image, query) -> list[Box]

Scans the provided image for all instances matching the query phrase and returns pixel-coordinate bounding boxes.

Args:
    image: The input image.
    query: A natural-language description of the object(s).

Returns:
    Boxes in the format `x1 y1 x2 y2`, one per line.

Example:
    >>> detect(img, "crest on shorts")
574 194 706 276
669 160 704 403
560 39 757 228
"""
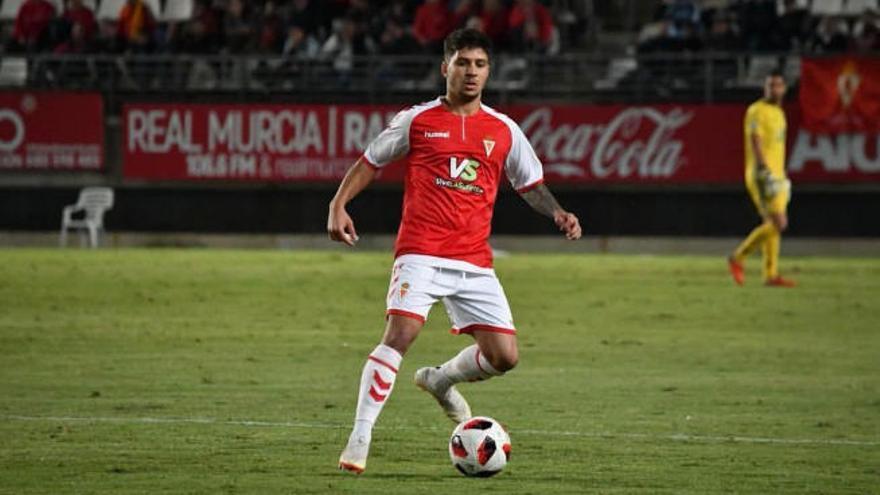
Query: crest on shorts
483 139 495 157
399 282 410 299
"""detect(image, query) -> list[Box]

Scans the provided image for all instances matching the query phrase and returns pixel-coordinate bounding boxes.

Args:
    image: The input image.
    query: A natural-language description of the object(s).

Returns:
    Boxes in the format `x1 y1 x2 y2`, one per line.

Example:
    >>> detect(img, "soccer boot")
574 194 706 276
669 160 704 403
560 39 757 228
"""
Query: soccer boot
414 366 472 424
338 431 370 474
765 276 796 288
727 256 745 286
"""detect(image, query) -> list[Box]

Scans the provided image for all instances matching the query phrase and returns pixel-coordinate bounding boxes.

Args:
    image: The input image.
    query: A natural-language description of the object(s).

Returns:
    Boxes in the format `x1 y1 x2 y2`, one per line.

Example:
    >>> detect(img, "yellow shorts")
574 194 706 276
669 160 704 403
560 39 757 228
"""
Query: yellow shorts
746 178 790 217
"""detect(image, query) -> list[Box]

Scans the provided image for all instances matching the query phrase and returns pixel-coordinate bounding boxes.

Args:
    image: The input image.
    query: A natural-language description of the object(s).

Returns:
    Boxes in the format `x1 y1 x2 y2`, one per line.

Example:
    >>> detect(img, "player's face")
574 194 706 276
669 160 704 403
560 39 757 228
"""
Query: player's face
442 48 490 101
764 76 787 104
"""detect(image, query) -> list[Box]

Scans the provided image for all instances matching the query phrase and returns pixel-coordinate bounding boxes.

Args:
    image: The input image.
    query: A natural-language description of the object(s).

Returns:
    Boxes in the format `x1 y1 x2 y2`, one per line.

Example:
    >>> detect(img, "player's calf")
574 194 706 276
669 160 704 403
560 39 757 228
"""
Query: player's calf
338 344 403 474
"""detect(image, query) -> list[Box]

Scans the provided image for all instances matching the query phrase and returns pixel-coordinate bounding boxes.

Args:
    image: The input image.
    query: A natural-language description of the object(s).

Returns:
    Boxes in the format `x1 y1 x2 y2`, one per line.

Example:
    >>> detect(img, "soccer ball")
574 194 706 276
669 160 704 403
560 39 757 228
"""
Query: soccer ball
448 416 511 477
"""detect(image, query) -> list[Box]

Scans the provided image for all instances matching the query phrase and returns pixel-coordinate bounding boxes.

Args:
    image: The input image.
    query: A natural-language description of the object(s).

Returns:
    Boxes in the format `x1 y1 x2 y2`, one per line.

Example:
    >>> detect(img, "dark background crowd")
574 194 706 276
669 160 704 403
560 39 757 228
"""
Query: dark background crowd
4 0 579 57
4 0 879 60
639 0 880 54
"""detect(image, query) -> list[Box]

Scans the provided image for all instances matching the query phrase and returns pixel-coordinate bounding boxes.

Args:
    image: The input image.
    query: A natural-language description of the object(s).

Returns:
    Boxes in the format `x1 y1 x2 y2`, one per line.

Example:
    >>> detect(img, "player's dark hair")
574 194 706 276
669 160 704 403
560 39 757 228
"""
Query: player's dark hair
768 69 785 80
444 28 492 62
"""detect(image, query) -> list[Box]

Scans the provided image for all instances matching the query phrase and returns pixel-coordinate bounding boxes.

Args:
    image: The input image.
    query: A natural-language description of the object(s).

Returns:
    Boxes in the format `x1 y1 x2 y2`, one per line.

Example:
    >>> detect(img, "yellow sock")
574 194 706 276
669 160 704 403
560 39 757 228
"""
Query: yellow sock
734 221 774 262
763 227 781 281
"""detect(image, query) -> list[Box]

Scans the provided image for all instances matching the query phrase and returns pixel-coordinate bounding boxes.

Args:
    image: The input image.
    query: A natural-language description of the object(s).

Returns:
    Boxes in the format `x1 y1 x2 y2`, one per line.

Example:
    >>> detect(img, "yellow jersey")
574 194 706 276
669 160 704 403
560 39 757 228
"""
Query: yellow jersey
744 99 787 179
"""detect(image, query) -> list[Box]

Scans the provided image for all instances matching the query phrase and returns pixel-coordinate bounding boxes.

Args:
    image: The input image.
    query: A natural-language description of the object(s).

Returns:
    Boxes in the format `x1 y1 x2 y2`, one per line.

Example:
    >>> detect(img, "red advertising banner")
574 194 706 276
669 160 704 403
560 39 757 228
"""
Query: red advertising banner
123 104 407 182
800 56 880 133
122 102 880 184
0 92 104 172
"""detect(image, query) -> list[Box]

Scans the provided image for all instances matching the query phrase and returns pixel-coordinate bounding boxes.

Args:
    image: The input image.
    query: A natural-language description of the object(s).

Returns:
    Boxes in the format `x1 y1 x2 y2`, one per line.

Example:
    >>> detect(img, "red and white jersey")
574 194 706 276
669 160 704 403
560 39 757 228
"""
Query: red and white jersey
363 98 544 269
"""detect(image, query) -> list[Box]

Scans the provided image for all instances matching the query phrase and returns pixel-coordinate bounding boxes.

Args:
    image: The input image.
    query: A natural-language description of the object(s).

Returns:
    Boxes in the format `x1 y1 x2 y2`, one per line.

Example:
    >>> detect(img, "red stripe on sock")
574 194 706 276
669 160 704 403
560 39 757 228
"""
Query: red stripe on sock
372 370 392 390
368 355 399 374
475 349 488 375
368 386 387 402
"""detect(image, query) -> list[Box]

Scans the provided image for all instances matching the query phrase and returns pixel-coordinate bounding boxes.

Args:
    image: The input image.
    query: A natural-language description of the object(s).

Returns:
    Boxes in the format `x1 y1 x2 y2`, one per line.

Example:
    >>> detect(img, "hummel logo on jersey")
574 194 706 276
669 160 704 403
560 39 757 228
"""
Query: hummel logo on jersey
449 157 480 182
425 131 450 139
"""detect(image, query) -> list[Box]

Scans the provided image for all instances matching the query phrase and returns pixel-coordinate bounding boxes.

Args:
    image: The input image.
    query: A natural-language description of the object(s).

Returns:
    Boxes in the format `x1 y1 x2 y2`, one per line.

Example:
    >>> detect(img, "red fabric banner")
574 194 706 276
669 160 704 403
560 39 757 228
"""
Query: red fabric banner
122 102 880 184
800 56 880 133
0 92 104 172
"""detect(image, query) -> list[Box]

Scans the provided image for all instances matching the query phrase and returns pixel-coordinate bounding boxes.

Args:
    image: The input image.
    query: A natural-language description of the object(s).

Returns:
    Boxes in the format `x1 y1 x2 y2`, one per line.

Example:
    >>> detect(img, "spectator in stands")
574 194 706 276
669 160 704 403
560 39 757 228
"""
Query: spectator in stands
289 0 320 38
662 0 700 35
551 0 595 49
777 0 810 50
55 0 97 53
283 23 320 58
320 15 376 86
737 0 779 51
451 0 477 27
188 0 223 53
256 1 286 53
223 0 257 53
371 0 414 45
377 16 420 55
705 10 740 51
116 0 157 53
62 0 97 43
413 0 454 53
474 0 511 51
852 8 880 52
655 0 702 51
9 0 57 53
509 0 556 53
807 16 850 53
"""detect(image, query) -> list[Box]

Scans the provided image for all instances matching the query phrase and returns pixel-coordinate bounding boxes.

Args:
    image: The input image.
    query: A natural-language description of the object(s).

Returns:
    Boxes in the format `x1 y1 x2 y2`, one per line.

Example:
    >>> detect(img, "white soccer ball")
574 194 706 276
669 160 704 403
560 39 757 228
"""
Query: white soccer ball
448 416 511 477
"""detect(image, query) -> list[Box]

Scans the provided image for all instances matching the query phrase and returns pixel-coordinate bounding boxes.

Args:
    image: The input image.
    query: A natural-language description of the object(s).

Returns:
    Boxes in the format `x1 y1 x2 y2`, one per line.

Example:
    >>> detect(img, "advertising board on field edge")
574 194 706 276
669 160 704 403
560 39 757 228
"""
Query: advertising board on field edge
0 92 104 173
122 102 879 185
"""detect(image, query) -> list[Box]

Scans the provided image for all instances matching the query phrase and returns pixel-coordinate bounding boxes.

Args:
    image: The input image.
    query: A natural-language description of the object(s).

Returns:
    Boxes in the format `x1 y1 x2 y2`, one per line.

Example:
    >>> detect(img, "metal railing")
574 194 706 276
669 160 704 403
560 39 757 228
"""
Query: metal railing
0 51 813 105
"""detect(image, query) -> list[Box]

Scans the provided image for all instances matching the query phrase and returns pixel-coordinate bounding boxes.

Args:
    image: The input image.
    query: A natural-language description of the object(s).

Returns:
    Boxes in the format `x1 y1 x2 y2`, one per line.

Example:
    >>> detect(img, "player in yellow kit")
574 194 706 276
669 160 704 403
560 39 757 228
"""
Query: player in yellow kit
728 70 796 287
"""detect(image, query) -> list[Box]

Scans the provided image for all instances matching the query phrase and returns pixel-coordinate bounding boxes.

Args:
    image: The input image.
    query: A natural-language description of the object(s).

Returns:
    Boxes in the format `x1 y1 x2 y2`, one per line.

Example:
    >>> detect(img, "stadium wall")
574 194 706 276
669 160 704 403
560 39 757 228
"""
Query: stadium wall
1 91 879 238
2 185 880 238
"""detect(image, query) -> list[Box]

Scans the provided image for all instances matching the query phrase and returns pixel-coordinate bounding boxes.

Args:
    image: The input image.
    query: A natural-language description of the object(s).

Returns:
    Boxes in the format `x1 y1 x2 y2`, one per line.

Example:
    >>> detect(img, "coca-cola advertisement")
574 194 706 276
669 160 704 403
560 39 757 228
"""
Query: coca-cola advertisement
123 102 879 184
505 104 743 183
0 92 104 172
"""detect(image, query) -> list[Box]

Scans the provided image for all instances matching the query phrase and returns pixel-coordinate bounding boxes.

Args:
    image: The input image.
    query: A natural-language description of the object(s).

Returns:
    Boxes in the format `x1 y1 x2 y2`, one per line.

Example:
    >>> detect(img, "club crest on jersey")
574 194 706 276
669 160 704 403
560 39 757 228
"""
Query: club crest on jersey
483 139 495 157
449 157 480 182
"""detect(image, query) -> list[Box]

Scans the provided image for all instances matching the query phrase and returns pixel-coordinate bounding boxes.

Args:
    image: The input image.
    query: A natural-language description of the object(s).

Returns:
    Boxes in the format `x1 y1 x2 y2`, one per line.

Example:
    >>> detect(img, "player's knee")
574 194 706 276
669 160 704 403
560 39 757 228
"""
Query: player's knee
771 214 788 232
487 349 518 373
381 317 423 355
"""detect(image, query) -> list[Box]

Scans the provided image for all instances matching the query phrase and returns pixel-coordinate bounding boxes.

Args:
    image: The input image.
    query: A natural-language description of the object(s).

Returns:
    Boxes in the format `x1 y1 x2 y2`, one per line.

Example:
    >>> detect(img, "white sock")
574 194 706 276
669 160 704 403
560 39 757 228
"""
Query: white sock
351 344 402 439
439 344 502 385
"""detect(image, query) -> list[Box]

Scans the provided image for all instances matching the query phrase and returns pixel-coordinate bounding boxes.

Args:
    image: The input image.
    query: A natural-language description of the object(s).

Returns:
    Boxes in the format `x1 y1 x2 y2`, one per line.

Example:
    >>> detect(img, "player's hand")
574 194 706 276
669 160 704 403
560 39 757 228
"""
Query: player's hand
756 168 775 199
327 205 359 247
554 211 582 240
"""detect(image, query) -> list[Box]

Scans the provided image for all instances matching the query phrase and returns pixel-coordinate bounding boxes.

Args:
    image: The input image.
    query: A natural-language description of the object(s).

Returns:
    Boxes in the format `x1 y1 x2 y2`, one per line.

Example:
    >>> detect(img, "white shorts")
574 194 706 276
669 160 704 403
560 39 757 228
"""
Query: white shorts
385 255 516 335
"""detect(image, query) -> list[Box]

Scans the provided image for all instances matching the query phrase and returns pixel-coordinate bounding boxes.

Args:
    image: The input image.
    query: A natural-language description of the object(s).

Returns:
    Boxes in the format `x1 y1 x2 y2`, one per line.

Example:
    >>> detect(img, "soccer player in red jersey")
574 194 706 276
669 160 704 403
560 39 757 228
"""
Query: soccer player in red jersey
329 28 582 474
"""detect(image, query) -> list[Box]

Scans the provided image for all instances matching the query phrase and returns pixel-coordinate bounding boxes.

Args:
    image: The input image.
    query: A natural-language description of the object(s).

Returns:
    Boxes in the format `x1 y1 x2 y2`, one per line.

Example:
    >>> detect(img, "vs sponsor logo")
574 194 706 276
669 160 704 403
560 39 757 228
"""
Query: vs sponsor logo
449 157 480 182
435 156 485 195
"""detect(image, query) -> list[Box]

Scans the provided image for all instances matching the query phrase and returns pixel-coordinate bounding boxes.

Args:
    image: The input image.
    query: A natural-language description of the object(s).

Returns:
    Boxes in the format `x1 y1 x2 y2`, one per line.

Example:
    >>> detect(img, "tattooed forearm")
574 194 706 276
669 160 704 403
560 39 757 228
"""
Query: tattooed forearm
519 184 563 218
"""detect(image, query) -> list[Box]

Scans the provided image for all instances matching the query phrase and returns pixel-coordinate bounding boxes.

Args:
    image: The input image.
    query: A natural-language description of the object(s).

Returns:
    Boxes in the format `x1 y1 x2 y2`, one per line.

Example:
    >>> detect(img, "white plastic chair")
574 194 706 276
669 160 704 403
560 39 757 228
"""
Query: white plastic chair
844 0 879 15
97 0 160 21
811 0 844 15
96 0 126 21
0 58 28 86
60 187 114 248
162 0 194 22
0 0 27 21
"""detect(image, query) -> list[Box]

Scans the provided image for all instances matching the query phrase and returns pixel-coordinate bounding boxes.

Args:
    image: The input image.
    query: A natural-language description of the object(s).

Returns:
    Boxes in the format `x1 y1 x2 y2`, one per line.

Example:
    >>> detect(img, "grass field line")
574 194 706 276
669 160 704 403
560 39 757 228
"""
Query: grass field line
4 415 877 448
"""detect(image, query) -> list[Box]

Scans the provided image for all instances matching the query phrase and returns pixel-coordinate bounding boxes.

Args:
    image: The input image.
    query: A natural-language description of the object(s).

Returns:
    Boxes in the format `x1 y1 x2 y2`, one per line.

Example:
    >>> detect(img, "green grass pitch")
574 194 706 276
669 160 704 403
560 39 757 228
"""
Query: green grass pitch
1 249 878 494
